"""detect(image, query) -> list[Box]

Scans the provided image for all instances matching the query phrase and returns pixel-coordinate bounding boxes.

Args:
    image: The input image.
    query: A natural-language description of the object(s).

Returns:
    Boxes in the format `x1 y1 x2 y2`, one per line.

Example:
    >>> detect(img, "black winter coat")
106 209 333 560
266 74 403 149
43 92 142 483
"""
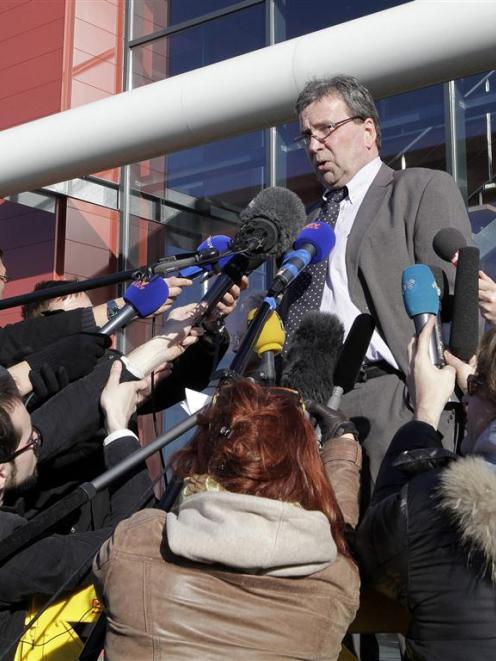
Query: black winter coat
355 420 496 661
0 434 151 660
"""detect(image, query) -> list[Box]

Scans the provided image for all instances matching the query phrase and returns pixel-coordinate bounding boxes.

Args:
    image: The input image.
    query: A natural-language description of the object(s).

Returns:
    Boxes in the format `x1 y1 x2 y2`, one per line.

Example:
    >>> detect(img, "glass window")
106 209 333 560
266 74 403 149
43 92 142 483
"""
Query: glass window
378 84 446 172
132 3 266 210
133 4 264 85
133 0 250 40
276 0 411 41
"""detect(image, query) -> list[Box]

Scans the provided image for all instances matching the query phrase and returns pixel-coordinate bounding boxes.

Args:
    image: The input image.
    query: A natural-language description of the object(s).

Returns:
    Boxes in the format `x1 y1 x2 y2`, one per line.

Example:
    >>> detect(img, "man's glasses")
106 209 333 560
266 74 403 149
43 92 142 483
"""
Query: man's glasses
295 116 365 147
467 374 484 397
1 427 42 463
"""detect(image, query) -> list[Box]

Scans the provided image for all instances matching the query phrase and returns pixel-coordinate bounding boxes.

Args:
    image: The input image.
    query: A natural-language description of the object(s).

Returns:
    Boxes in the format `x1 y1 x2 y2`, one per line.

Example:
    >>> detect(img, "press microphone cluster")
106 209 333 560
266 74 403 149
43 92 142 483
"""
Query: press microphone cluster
101 276 169 335
198 187 308 320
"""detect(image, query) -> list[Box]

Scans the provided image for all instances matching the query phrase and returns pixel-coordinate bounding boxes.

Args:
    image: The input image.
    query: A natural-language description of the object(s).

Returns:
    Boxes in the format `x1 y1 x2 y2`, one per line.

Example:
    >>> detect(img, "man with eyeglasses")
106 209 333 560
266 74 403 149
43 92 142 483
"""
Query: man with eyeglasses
280 75 473 483
0 363 154 658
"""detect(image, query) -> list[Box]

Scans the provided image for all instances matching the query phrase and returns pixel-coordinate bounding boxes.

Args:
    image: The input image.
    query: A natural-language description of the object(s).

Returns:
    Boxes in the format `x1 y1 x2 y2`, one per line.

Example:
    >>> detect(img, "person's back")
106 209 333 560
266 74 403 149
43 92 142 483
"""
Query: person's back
93 378 362 660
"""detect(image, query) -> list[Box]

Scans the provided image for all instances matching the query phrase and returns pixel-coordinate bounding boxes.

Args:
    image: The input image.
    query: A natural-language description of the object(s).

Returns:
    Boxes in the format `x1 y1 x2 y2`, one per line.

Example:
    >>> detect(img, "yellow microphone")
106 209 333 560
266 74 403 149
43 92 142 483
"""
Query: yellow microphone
247 309 286 383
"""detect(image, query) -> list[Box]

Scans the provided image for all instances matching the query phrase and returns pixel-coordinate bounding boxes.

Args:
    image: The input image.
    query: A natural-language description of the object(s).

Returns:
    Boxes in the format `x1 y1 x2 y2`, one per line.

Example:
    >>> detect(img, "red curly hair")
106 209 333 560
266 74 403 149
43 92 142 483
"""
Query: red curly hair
172 378 347 555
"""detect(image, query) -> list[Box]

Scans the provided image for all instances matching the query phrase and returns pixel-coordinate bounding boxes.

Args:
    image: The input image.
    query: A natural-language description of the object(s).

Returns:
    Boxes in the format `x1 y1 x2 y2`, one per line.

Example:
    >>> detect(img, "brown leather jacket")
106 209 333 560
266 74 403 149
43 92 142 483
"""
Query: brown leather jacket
93 437 361 660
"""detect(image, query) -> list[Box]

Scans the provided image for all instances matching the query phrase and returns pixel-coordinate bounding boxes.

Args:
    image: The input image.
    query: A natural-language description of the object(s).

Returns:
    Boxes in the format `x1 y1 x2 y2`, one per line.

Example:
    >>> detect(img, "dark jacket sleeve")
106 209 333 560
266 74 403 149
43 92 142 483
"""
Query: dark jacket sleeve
0 308 98 367
32 354 118 464
372 420 444 504
102 434 154 526
354 420 445 602
138 332 229 414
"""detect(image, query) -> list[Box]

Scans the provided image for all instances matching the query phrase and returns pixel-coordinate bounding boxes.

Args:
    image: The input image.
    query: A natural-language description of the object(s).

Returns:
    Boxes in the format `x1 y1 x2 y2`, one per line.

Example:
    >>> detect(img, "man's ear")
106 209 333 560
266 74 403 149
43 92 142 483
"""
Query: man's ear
363 118 377 150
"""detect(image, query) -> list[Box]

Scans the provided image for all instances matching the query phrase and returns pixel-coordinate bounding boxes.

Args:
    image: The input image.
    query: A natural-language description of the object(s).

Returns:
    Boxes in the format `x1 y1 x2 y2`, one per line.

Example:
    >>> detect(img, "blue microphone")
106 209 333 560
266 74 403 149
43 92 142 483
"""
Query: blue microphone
267 222 336 296
402 264 445 367
179 235 232 278
101 276 169 335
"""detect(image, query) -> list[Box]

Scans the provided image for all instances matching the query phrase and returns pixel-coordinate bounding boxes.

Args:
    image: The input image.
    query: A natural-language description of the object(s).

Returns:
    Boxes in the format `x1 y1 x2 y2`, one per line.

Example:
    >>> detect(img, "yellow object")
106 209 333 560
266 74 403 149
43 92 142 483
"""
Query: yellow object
15 584 101 660
247 308 286 355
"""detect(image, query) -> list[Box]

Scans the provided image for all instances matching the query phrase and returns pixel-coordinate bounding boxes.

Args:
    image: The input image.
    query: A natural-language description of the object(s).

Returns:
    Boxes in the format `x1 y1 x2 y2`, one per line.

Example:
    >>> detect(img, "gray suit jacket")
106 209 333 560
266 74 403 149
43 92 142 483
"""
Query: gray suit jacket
280 163 473 375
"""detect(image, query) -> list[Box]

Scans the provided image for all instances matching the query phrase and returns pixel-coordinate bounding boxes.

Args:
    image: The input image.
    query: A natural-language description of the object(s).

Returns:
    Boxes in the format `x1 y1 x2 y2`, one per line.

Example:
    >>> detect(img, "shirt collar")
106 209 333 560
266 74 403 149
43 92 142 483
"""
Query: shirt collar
324 157 382 205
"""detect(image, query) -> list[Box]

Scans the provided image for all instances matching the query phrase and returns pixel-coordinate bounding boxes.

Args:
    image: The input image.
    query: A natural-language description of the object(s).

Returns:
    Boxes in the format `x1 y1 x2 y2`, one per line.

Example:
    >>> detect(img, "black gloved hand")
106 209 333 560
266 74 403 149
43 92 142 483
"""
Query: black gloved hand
27 332 110 383
29 364 70 399
304 399 359 443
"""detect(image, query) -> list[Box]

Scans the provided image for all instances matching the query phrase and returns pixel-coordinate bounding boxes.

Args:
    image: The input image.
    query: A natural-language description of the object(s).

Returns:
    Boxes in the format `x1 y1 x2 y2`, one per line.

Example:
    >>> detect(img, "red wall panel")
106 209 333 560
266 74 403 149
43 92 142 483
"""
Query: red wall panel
0 0 65 130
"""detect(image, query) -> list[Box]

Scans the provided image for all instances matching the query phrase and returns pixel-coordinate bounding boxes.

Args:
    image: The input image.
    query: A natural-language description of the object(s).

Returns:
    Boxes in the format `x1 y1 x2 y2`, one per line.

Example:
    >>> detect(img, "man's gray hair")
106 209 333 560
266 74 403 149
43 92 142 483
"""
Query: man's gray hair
295 75 382 150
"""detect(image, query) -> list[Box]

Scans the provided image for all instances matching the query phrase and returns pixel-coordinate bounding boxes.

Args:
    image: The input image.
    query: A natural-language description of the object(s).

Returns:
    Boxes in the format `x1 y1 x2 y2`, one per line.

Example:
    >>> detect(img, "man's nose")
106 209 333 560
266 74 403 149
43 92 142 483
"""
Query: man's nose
307 134 323 153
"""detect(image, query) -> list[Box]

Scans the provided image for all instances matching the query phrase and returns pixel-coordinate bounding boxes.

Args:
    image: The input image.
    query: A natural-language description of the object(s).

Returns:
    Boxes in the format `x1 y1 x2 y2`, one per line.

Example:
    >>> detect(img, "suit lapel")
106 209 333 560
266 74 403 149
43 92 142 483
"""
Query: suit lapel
346 163 394 306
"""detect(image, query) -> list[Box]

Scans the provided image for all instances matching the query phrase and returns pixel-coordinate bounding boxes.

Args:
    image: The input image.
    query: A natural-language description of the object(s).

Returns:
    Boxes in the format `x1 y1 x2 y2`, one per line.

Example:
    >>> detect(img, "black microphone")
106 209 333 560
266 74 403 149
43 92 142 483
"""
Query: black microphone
449 246 480 361
281 311 344 405
199 187 307 318
433 228 467 267
328 313 376 409
233 186 307 255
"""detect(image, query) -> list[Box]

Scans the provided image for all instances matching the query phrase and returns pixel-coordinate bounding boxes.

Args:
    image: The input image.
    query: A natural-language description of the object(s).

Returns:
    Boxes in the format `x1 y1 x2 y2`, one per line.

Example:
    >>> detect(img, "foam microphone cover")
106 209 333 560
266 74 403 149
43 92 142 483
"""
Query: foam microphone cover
235 186 307 257
247 309 286 356
179 235 232 277
449 246 480 361
428 264 452 322
333 313 376 394
433 228 467 263
281 311 344 405
123 276 169 317
293 222 336 263
402 265 440 318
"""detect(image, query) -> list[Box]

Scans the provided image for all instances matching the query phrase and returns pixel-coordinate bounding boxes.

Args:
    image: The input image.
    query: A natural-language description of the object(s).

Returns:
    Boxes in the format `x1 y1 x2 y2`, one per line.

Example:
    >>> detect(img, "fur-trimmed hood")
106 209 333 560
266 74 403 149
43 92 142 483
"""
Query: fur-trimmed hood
438 456 496 581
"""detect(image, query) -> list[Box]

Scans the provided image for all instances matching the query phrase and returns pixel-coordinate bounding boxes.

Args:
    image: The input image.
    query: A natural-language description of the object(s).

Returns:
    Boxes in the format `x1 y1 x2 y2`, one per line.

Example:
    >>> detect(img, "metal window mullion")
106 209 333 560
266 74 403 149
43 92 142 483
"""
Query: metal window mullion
129 0 264 49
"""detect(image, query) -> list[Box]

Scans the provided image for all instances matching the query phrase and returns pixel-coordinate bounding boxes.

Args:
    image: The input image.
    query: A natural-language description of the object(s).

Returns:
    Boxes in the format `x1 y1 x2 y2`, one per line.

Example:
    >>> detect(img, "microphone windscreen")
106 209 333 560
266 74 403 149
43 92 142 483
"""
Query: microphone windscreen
428 264 452 321
449 246 480 361
333 313 376 393
433 228 467 263
247 308 286 356
281 311 344 404
293 222 336 263
179 235 232 278
123 276 169 317
236 187 307 257
402 265 439 317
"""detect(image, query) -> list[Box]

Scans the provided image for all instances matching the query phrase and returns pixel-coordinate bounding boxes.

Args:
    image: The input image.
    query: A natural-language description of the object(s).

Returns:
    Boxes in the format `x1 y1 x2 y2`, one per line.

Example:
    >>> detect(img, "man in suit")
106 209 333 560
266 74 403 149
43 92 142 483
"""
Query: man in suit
280 75 473 482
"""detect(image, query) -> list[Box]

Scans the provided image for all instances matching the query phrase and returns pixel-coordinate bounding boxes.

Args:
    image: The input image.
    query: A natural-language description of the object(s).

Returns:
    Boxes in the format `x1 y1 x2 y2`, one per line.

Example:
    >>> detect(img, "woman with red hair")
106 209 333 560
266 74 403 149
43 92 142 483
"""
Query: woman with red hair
93 378 362 660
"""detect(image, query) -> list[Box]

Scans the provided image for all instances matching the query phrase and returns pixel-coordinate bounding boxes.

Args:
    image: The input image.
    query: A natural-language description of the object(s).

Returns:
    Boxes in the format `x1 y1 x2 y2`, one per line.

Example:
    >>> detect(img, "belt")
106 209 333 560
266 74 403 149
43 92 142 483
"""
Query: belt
357 360 404 383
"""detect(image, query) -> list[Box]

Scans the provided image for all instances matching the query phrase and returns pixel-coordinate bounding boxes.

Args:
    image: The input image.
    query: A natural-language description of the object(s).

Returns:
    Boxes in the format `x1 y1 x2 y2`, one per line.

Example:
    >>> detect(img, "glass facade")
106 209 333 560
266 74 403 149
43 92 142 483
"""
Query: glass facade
1 0 494 338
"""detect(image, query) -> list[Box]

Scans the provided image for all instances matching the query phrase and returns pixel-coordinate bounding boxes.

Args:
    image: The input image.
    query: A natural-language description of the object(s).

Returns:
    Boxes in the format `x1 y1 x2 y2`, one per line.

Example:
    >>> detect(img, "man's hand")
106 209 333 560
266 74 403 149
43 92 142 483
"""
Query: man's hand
154 277 193 316
407 316 456 429
202 276 249 332
478 270 496 325
100 361 151 434
160 303 204 362
444 349 476 395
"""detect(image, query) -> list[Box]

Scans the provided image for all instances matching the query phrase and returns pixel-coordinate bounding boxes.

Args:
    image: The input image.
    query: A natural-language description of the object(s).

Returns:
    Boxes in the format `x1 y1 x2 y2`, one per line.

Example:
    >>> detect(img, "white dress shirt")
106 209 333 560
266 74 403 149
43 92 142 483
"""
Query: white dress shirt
320 157 398 368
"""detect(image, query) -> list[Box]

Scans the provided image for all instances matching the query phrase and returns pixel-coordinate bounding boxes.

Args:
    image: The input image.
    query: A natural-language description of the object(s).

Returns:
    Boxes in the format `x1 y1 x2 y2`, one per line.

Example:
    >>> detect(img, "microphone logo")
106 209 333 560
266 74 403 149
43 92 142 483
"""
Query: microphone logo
131 280 147 291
